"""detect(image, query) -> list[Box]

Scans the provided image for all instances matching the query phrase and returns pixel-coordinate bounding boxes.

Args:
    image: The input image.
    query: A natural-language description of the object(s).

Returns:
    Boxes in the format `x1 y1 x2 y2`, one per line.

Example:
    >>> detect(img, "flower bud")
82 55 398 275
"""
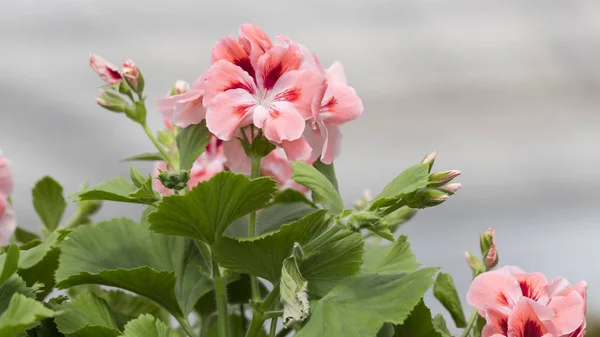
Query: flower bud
89 54 122 85
157 170 190 191
96 90 128 113
421 151 437 171
170 80 190 96
429 170 461 186
353 189 372 210
480 228 498 270
124 101 147 124
438 182 461 195
122 59 144 94
465 251 485 276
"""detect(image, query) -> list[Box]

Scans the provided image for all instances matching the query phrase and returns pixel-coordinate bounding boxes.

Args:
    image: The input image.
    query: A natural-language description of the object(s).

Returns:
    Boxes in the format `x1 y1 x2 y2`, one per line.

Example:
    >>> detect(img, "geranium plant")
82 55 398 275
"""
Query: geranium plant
0 24 586 337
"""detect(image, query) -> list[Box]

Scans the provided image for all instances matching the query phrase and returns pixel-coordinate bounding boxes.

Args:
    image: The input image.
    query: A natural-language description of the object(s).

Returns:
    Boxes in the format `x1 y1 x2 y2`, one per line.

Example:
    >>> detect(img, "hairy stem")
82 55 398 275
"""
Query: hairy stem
269 316 278 337
246 314 265 337
249 156 262 302
141 122 176 169
213 258 230 337
461 309 478 337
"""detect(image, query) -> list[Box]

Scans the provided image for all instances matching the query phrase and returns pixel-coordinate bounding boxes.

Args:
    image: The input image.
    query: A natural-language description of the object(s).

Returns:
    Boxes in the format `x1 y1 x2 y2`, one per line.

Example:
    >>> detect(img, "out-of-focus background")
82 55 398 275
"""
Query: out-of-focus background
1 0 599 331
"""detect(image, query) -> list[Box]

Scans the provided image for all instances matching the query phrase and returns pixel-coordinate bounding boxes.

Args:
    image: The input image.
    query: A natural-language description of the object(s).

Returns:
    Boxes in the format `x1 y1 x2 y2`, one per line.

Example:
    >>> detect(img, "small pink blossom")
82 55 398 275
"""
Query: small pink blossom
304 61 363 164
122 59 140 90
89 54 122 85
0 152 15 246
157 75 207 128
261 149 308 193
467 266 587 337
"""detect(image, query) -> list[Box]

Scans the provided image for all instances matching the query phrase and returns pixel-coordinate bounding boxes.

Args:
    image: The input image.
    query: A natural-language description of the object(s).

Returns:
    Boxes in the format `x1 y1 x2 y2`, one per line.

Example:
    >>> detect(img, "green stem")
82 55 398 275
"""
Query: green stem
213 258 230 337
461 309 478 337
269 317 278 337
175 315 198 337
141 122 176 169
245 314 265 337
274 327 292 337
249 156 262 302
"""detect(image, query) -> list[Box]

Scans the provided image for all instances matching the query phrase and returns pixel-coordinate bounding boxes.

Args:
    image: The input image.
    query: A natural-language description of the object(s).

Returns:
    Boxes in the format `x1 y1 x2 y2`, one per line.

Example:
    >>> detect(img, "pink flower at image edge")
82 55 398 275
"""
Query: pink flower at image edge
0 152 16 246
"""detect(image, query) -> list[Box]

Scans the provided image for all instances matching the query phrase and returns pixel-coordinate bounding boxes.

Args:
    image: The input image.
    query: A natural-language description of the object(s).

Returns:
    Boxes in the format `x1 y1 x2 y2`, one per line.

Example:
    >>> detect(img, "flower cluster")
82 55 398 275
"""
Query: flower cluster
0 152 15 245
467 266 587 337
155 24 363 180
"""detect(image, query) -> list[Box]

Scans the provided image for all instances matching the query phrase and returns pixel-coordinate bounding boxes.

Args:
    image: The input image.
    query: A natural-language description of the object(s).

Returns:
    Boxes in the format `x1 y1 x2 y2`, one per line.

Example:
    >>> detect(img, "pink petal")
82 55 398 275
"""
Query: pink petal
499 265 527 274
204 60 257 106
547 277 571 298
513 273 550 304
210 36 255 80
206 89 256 141
261 149 308 193
222 138 251 175
191 70 209 91
0 196 16 246
238 24 272 66
303 124 327 163
0 153 13 195
280 137 312 162
319 78 363 125
253 102 305 143
545 291 585 336
483 307 509 337
320 124 342 164
256 44 302 91
89 54 122 85
156 90 206 128
467 269 522 316
271 69 324 119
507 299 550 337
326 61 348 85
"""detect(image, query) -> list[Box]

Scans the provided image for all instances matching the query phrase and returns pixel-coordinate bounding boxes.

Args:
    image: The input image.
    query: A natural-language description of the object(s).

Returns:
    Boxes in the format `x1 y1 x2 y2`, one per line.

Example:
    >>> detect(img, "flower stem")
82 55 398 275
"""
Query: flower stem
141 122 176 169
269 316 278 337
246 314 265 337
175 315 198 337
461 309 478 337
213 257 230 337
249 156 262 302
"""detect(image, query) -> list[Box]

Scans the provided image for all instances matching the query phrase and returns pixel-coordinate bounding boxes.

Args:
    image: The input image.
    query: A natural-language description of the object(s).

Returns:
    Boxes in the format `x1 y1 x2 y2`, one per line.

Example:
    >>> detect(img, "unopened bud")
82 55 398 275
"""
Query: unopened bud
353 189 372 210
89 54 122 85
122 59 144 93
480 228 498 270
429 170 461 185
418 188 448 206
96 90 127 113
124 101 147 124
438 183 461 195
157 170 190 191
170 80 190 96
465 251 485 275
421 151 437 171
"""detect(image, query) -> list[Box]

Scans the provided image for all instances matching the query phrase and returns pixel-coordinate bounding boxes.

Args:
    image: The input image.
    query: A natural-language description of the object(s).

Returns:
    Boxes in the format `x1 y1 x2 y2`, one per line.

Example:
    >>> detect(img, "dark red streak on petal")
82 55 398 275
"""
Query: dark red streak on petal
224 81 255 95
234 104 254 117
262 63 283 90
499 318 508 335
521 320 546 337
234 57 256 81
273 87 300 102
497 292 510 307
321 96 338 110
519 281 543 301
269 107 281 120
107 68 122 80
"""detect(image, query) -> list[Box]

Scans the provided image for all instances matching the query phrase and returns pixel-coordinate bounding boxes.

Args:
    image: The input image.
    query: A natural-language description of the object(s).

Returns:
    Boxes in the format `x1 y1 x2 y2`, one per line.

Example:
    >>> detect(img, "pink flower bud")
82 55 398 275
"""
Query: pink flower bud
430 170 461 185
0 152 13 196
162 117 174 131
89 54 122 85
421 151 437 165
439 182 461 195
122 59 140 91
172 80 190 95
481 228 498 269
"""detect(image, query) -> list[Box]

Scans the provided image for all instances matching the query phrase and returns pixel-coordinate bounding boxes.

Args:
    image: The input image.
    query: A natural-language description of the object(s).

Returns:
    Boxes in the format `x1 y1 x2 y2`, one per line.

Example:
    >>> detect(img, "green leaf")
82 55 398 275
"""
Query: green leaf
291 162 344 214
281 256 309 327
433 272 467 328
0 294 56 337
176 121 211 171
32 177 66 231
148 172 277 243
121 152 165 162
371 164 431 209
313 160 339 191
295 268 438 337
363 235 420 274
0 245 19 284
121 314 170 337
273 189 315 206
71 178 158 205
25 318 64 337
129 167 146 188
18 248 60 300
14 228 40 244
19 230 67 270
55 218 212 318
99 291 169 330
0 275 39 313
54 293 120 337
392 301 446 337
433 314 452 337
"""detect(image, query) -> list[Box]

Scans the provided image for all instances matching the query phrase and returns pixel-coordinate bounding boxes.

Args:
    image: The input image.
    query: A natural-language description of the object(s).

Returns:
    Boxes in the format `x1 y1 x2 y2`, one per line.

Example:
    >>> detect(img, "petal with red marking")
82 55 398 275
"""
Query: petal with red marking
255 102 305 143
204 60 257 105
256 45 302 91
206 89 256 141
319 81 363 125
483 306 509 337
507 299 549 337
238 24 272 64
513 273 549 304
467 269 522 315
270 69 324 119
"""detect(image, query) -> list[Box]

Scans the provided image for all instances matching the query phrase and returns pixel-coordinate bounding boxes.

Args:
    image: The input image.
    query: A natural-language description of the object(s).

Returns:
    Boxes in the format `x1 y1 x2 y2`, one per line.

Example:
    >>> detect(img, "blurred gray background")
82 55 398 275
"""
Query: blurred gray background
1 0 599 329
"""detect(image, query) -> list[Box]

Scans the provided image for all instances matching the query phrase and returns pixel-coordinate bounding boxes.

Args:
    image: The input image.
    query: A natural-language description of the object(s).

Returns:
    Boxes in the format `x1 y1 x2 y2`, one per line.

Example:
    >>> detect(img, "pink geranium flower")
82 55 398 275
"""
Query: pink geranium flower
0 152 16 246
304 61 363 164
203 25 322 160
89 54 123 85
467 266 586 337
157 76 207 128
